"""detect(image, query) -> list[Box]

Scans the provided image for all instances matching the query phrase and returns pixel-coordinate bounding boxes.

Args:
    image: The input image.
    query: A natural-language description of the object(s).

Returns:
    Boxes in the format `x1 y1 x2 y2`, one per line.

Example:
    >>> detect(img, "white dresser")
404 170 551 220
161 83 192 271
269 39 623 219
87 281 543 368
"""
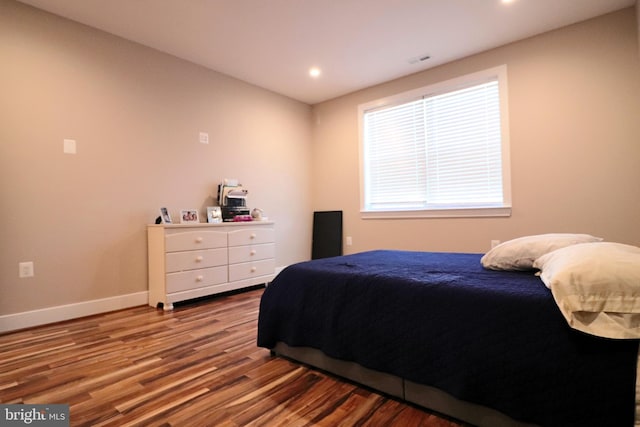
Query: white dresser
147 221 275 310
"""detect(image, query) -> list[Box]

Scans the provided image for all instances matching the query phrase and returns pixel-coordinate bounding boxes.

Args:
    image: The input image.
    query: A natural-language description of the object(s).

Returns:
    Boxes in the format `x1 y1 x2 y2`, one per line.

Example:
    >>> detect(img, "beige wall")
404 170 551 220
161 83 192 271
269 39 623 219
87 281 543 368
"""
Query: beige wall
312 8 640 254
1 1 639 324
0 0 312 316
637 1 640 54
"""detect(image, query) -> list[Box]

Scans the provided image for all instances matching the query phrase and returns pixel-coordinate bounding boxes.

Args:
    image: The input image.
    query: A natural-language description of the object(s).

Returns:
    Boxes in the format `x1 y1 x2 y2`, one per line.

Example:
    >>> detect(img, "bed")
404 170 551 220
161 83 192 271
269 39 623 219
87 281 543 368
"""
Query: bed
257 242 640 427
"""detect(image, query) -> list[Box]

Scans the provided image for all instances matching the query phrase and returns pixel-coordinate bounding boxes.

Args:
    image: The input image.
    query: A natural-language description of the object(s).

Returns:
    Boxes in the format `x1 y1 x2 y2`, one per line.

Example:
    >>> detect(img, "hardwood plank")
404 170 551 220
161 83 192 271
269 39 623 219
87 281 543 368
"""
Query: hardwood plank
0 288 468 426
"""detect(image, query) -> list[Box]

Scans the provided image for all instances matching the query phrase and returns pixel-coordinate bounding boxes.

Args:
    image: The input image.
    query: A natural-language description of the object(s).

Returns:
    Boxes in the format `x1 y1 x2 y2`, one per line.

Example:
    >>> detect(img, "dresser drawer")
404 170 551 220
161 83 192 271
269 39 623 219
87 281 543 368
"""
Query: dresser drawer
228 243 275 264
165 248 227 273
228 228 274 247
166 266 228 293
229 259 275 282
165 231 227 252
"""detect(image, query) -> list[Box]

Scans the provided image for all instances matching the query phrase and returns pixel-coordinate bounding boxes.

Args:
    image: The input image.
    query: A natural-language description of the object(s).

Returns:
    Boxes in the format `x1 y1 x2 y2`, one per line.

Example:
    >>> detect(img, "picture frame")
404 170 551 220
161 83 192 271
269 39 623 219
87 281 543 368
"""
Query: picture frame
160 207 172 224
180 209 200 224
207 206 222 223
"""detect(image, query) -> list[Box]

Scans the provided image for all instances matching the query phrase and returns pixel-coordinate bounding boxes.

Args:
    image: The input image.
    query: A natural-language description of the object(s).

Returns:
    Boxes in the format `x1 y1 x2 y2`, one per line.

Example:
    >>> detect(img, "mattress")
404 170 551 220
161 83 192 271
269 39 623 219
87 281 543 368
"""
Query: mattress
258 250 639 427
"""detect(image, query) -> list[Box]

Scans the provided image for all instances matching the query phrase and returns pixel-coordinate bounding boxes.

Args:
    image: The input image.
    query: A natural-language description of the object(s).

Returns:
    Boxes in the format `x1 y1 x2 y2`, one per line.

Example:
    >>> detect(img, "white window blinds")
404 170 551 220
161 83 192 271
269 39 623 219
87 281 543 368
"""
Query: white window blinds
424 81 503 206
361 70 509 216
363 99 427 210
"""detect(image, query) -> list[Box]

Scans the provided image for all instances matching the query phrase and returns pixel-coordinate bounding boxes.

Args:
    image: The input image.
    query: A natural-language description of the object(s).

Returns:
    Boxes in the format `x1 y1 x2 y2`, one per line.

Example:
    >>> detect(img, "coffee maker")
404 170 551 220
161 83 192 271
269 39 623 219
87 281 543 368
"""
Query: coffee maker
217 179 251 222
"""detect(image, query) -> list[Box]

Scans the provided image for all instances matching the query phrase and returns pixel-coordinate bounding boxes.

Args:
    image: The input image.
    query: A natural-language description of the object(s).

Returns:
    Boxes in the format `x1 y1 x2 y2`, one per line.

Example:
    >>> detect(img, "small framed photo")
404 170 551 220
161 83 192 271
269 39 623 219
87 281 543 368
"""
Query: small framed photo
160 207 172 224
180 209 200 224
207 206 222 223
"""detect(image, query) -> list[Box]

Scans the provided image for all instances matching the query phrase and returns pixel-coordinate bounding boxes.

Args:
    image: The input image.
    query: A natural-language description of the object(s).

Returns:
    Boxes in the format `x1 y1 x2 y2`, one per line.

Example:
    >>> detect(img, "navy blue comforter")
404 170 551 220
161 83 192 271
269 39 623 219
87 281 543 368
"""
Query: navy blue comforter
257 250 638 427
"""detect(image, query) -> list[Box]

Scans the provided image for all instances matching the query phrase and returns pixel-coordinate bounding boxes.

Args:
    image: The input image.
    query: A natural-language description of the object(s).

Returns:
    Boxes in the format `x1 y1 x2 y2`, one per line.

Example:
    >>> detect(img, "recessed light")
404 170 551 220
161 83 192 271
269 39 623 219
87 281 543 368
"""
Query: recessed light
501 0 515 4
309 67 321 78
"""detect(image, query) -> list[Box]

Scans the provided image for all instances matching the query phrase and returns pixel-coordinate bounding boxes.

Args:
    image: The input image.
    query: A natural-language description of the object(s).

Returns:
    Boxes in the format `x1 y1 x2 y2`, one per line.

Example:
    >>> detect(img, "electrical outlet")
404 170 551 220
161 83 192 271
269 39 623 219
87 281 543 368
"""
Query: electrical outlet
346 236 353 246
491 240 501 249
19 261 34 278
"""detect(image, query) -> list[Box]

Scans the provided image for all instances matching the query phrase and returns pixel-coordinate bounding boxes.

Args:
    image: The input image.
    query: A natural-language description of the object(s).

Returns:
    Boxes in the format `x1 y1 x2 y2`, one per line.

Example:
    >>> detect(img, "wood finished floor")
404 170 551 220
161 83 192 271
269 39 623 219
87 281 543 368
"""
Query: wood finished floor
0 288 468 426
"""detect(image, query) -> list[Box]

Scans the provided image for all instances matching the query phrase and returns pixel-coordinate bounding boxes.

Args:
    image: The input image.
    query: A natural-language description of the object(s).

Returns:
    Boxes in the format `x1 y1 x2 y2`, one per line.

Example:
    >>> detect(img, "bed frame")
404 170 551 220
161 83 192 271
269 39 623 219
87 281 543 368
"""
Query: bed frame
272 342 538 427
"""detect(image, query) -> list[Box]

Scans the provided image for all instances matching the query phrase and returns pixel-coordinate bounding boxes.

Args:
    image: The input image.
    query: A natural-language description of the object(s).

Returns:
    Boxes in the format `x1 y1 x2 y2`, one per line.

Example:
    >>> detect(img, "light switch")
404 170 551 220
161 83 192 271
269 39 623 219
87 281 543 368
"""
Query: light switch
63 139 76 154
19 261 34 278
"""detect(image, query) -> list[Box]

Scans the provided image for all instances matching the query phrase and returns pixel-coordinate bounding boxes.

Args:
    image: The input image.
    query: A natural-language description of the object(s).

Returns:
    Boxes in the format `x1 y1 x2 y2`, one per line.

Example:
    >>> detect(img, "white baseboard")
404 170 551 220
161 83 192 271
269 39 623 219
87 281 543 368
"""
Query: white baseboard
0 291 148 334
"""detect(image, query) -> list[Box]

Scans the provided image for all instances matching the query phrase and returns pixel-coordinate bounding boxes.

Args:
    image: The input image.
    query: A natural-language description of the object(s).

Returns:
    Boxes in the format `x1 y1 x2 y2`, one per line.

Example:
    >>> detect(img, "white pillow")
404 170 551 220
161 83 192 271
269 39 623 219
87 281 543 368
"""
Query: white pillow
533 242 640 339
480 233 602 271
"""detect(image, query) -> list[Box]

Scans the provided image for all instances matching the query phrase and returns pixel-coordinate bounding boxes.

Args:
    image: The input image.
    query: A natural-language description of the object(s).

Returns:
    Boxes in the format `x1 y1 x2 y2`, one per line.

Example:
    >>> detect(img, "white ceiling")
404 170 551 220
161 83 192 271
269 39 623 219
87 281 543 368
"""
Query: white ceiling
17 0 637 105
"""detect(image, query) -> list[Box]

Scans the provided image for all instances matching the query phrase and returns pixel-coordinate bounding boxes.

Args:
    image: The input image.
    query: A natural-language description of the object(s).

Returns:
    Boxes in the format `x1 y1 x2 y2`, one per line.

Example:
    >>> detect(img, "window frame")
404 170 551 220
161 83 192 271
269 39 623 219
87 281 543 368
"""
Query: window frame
358 65 512 219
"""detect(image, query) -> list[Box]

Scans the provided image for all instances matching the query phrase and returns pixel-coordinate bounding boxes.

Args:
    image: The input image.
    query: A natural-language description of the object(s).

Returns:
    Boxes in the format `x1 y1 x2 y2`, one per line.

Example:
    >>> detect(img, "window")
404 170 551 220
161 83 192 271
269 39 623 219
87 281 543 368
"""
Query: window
359 65 511 218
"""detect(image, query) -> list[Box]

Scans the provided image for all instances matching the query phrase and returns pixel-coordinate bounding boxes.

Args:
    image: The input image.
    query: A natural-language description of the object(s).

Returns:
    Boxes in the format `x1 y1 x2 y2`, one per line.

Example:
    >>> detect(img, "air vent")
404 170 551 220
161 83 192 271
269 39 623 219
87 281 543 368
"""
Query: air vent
407 54 431 64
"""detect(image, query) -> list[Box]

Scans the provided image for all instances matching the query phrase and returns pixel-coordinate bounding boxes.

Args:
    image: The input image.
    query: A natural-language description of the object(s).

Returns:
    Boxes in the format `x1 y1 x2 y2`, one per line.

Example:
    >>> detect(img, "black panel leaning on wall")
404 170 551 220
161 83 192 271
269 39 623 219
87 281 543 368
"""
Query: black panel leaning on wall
312 211 343 260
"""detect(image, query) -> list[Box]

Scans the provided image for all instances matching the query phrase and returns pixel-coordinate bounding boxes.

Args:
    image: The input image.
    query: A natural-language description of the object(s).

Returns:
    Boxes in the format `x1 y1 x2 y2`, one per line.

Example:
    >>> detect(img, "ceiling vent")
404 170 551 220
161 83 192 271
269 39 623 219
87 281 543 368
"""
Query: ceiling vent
408 54 431 64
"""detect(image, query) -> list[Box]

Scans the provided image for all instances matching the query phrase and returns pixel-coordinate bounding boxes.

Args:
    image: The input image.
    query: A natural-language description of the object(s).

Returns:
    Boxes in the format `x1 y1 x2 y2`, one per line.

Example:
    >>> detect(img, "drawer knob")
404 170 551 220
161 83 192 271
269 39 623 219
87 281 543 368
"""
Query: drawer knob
195 237 203 243
250 266 257 272
196 275 204 282
250 250 257 256
250 233 256 239
195 256 204 262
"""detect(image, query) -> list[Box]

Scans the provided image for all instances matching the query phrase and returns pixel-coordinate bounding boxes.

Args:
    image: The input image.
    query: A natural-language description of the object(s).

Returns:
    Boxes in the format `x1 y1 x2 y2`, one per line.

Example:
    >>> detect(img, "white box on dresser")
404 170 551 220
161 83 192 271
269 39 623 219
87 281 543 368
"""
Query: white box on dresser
147 221 275 310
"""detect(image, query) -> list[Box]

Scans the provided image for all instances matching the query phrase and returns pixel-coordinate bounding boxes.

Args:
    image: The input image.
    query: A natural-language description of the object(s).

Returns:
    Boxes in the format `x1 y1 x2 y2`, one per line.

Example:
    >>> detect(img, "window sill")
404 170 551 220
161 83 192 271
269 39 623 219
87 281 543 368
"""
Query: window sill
361 206 512 219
